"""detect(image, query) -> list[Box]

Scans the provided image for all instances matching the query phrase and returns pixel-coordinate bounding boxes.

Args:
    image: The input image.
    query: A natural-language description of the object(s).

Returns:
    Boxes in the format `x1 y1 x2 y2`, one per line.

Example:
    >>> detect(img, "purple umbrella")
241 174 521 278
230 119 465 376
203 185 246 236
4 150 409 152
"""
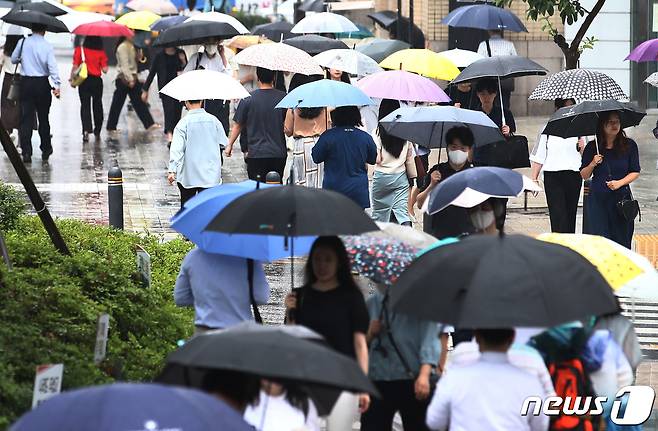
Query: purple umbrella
355 70 451 103
626 38 658 62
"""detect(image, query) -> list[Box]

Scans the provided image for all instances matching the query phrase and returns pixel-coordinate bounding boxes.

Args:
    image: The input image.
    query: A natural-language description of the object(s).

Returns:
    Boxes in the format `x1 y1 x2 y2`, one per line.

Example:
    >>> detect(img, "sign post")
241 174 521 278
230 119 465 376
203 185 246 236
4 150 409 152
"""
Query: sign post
32 364 63 408
94 313 110 364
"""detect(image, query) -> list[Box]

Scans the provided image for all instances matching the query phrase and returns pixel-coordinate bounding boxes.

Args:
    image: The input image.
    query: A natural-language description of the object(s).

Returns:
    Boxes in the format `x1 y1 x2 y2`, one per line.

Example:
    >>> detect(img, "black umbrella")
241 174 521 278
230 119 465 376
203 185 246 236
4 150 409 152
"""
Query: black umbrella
283 34 348 55
299 0 338 12
157 325 379 415
367 10 425 49
153 20 243 47
11 1 66 16
542 100 646 141
251 21 293 41
2 10 68 32
355 38 410 63
390 234 619 328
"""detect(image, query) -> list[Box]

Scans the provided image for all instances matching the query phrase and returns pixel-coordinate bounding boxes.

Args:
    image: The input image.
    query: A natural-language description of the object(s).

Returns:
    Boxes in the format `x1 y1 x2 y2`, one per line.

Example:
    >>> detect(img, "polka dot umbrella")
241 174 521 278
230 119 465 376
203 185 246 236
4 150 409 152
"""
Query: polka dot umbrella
342 235 419 286
537 233 658 300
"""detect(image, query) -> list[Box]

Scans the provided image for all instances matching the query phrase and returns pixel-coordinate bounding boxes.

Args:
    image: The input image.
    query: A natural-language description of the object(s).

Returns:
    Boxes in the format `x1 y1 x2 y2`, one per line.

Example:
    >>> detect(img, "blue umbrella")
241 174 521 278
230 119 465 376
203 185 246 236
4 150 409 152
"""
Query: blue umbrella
276 79 373 108
151 15 186 31
441 4 528 32
426 166 538 214
171 180 315 261
379 105 504 149
10 383 252 431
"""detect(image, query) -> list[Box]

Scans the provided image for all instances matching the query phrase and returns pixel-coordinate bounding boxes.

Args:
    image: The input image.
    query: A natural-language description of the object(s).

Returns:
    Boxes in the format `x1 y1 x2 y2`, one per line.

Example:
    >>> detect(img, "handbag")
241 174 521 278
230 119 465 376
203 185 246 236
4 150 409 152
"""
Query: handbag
7 38 25 102
605 161 641 222
70 46 88 88
477 134 531 169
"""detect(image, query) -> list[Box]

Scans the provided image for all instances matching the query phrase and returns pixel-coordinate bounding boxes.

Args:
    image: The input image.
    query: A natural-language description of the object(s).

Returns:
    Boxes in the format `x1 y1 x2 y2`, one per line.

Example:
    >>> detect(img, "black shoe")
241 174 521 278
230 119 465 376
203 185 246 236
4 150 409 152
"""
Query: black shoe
42 150 52 161
83 132 89 142
22 154 31 163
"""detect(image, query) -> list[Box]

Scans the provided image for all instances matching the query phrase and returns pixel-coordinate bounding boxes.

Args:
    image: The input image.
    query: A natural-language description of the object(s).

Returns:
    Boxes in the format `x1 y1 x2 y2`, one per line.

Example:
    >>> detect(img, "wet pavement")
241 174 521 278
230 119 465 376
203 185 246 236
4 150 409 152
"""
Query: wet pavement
1 55 658 426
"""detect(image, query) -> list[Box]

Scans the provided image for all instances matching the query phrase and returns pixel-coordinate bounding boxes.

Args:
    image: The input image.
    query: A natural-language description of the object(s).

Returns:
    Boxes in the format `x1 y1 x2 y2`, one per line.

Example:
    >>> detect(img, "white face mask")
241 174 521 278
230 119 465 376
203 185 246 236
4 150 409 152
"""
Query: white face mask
470 209 495 231
204 44 218 56
448 149 469 165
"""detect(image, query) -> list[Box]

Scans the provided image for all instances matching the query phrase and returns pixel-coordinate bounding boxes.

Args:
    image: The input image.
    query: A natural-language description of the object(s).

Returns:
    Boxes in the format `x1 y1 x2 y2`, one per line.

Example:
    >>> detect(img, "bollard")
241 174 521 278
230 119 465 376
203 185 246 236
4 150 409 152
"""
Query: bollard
265 171 282 184
108 166 124 230
582 179 590 234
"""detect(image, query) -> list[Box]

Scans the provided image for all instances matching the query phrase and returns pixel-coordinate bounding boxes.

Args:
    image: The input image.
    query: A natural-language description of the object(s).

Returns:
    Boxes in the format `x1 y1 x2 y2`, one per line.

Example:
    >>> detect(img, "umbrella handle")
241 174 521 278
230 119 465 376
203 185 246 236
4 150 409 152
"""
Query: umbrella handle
594 134 600 155
497 77 506 126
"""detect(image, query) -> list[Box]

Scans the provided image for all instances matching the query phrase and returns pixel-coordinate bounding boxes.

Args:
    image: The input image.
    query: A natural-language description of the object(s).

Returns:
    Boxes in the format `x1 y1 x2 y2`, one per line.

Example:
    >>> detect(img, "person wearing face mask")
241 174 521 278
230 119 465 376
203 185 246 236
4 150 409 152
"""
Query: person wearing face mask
467 199 504 235
184 39 231 134
416 126 475 239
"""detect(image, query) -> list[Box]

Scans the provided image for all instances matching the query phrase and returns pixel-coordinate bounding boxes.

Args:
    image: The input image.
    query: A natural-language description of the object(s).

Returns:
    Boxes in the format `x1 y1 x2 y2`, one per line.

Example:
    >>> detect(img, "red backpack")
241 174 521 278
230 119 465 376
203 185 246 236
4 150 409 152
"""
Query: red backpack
547 358 594 431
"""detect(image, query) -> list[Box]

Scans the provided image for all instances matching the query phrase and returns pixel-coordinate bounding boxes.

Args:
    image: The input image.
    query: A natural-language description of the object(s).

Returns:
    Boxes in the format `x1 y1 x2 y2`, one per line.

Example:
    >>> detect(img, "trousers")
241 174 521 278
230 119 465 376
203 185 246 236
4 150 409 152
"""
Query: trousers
177 183 206 209
106 79 154 130
361 380 431 431
79 75 103 135
161 94 181 135
543 170 582 233
19 76 52 157
246 157 286 183
586 190 634 249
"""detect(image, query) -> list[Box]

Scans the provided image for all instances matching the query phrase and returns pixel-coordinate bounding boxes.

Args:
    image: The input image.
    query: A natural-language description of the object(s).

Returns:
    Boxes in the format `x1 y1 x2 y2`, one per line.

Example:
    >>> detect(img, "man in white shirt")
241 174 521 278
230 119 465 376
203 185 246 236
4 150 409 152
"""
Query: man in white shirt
477 30 517 109
426 328 549 431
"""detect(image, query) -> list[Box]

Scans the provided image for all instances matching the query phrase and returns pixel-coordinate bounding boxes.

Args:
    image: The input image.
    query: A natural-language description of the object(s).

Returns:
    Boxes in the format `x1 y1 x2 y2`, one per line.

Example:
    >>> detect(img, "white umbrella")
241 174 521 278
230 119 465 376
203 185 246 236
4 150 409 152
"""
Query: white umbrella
291 12 359 34
59 11 114 32
234 42 324 75
160 70 250 101
436 48 483 68
313 49 382 76
1 23 30 35
126 0 178 15
184 11 249 34
644 72 658 88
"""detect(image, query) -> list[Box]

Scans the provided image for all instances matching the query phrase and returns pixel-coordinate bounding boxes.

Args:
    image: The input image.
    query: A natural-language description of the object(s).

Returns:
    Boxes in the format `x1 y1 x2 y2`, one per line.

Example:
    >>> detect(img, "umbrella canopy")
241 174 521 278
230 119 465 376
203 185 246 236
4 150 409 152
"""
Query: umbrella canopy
441 4 528 32
11 1 65 16
154 12 248 46
185 11 249 32
291 12 359 34
1 23 30 35
372 221 437 249
313 48 382 76
537 233 658 301
626 38 658 62
58 11 113 32
355 38 410 63
451 55 547 84
225 34 271 50
150 14 184 31
529 69 628 102
380 48 460 81
426 167 540 214
343 235 419 285
115 10 160 31
160 69 249 102
300 0 337 12
379 106 504 149
10 383 252 431
336 23 373 39
542 100 646 139
206 185 379 237
283 34 348 55
355 70 450 103
170 181 315 261
234 42 324 75
126 0 177 14
366 11 425 48
252 20 293 41
390 234 620 327
72 20 133 37
159 326 379 397
276 79 372 108
2 9 67 32
436 48 484 68
644 71 658 87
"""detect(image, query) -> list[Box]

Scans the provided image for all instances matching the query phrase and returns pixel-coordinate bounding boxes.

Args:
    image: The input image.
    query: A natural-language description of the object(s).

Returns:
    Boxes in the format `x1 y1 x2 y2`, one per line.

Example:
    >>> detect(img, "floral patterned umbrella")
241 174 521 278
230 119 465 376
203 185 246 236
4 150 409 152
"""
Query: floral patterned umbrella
342 235 419 285
233 42 324 76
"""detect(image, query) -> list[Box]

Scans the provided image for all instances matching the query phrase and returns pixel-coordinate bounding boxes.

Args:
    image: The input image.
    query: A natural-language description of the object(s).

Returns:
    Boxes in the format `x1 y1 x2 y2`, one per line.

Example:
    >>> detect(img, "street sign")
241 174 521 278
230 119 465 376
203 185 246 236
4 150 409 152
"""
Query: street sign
94 313 110 364
32 364 63 408
135 245 151 288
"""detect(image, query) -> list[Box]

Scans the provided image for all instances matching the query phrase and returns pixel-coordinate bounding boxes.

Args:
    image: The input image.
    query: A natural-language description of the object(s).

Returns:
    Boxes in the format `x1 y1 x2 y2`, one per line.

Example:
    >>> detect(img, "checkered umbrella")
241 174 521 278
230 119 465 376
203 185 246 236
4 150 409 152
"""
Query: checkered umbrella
529 68 628 101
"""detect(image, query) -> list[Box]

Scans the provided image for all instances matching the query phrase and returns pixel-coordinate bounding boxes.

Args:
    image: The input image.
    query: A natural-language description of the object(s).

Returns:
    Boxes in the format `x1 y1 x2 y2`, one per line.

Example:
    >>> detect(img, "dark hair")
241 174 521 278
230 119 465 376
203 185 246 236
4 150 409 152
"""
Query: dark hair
330 106 362 128
256 66 275 84
475 328 515 347
83 36 103 50
445 126 474 148
325 69 350 83
201 369 261 409
186 99 202 104
475 78 498 94
304 236 359 291
289 74 324 119
377 99 405 158
31 24 47 33
596 111 628 155
3 35 22 56
554 98 576 110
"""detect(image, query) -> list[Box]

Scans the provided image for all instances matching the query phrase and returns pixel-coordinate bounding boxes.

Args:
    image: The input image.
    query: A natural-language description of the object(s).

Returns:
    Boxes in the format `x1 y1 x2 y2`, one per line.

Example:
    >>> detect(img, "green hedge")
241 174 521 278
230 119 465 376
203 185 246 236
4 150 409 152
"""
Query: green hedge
0 204 193 427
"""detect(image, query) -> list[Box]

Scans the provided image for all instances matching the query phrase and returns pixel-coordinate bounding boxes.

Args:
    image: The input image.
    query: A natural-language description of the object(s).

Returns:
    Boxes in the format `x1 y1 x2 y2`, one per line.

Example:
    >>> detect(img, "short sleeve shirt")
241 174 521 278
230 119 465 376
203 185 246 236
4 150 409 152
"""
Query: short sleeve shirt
234 89 287 159
580 139 640 194
295 285 369 358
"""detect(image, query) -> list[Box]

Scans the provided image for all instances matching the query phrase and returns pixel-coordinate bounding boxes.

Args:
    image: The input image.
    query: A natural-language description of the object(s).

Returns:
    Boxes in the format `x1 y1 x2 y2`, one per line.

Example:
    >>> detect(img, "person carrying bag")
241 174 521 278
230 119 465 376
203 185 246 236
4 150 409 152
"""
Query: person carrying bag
6 37 24 102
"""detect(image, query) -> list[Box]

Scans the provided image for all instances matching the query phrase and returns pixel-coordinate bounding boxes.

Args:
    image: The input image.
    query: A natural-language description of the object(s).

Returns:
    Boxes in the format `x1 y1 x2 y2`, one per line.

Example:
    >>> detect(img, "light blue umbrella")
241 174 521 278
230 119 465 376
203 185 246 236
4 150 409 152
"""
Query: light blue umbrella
276 79 373 108
171 180 315 261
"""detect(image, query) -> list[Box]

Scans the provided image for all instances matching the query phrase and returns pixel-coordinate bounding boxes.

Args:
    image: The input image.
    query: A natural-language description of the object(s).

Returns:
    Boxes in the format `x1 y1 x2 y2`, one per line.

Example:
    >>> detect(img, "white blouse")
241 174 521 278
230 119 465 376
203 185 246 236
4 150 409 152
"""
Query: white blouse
530 127 582 173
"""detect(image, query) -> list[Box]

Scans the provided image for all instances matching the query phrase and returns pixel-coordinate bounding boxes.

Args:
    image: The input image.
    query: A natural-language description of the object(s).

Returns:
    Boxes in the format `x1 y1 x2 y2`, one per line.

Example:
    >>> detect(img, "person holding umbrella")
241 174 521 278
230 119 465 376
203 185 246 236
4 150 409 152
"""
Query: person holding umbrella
474 77 515 140
326 67 350 84
580 112 641 249
71 36 108 142
477 30 517 109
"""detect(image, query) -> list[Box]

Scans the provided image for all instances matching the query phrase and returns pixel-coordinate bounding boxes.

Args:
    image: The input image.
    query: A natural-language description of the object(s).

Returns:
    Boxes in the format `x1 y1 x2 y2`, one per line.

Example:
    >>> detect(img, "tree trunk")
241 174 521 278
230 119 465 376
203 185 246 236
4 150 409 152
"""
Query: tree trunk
564 48 580 70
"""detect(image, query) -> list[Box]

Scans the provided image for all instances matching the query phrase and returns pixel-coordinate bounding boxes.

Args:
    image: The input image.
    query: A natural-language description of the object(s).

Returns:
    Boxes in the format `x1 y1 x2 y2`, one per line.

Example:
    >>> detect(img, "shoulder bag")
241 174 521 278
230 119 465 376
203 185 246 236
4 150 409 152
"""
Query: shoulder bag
70 46 88 88
604 160 641 222
480 134 531 169
7 38 25 102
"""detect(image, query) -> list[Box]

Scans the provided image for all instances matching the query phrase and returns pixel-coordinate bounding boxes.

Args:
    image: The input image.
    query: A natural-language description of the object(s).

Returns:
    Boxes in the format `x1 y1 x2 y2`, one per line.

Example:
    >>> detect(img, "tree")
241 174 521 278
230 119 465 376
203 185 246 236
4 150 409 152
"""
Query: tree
497 0 606 69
